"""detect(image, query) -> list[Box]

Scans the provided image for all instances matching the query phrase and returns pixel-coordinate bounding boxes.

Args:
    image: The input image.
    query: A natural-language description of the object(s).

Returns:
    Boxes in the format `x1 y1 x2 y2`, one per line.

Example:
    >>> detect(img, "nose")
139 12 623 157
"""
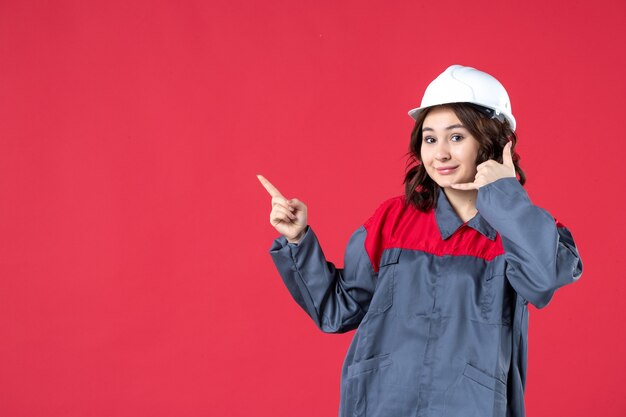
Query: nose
434 141 451 161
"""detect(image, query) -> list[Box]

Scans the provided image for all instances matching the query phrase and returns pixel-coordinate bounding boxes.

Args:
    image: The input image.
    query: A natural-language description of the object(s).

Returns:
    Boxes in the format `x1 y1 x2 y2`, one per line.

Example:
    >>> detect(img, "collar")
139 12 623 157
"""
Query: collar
435 189 497 241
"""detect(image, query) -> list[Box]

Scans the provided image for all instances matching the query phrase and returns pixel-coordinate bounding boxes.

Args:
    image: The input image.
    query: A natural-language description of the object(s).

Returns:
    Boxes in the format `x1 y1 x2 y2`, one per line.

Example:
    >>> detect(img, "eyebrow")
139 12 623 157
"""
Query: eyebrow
422 124 466 132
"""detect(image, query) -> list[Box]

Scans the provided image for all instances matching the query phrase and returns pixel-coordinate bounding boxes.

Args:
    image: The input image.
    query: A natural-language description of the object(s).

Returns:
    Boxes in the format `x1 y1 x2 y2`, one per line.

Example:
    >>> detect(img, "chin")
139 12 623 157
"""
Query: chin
434 176 472 190
430 174 455 187
432 179 452 188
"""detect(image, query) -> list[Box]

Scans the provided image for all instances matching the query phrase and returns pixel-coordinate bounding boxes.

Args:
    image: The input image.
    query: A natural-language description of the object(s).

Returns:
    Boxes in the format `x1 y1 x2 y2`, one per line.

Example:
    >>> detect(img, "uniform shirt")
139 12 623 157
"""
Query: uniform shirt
269 177 583 417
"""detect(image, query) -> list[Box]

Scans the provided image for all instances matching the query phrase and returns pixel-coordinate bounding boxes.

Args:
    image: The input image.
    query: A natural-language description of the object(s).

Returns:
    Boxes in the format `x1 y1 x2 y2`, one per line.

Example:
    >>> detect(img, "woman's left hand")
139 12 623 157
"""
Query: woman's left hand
450 141 516 190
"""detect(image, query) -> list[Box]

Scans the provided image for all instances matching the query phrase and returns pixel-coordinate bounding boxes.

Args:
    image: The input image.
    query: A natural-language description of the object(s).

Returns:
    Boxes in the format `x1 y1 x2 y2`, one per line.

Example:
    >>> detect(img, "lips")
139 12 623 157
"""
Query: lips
436 166 459 175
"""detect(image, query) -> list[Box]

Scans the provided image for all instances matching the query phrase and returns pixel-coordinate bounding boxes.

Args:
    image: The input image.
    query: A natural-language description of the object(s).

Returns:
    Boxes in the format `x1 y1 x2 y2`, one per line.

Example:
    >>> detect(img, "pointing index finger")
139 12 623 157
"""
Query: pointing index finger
257 174 284 198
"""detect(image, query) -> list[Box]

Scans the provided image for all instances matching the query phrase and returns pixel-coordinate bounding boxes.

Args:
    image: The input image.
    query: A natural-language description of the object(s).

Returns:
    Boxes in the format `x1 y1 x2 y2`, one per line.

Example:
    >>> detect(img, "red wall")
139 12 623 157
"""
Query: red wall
1 0 624 416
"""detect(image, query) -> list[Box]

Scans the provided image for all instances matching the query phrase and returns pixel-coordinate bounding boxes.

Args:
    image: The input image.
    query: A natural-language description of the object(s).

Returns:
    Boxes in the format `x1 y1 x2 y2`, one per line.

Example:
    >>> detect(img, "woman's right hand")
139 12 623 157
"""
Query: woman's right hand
257 174 308 244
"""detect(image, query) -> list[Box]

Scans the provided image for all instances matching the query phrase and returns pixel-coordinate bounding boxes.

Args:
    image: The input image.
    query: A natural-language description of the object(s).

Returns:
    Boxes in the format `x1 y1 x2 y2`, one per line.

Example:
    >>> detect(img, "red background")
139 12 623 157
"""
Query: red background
1 1 624 416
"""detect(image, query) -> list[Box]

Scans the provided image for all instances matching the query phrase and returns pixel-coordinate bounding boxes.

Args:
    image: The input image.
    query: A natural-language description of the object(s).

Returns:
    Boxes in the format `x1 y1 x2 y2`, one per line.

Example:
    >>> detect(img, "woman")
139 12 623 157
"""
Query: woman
258 65 582 417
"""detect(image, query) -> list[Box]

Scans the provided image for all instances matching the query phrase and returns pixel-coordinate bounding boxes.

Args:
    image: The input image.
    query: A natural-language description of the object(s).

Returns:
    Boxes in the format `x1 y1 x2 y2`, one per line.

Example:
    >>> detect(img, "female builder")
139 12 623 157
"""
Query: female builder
258 65 583 417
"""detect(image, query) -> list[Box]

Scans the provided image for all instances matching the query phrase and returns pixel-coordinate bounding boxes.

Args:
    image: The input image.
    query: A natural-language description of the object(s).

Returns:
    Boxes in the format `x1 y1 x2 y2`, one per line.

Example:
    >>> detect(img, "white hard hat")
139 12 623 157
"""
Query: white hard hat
408 65 516 131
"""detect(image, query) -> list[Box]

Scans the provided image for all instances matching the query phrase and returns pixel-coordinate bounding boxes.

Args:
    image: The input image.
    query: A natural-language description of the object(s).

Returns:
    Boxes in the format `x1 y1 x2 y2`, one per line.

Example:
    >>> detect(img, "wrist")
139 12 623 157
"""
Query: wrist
287 227 308 244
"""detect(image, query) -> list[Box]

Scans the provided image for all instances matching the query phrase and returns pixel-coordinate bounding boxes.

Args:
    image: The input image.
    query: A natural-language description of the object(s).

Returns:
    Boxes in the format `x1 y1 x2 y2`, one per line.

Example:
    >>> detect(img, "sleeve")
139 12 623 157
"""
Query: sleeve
476 177 583 309
268 223 378 333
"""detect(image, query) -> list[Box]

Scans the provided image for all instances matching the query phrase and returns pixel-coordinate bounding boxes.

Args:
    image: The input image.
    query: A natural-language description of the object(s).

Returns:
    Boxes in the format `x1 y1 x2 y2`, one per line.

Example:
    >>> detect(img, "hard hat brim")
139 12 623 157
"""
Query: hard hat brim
407 102 516 132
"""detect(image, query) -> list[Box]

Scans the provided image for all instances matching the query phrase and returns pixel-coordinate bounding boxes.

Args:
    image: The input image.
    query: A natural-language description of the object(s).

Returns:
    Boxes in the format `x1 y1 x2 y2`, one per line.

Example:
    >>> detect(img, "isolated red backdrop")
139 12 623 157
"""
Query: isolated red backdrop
1 0 624 416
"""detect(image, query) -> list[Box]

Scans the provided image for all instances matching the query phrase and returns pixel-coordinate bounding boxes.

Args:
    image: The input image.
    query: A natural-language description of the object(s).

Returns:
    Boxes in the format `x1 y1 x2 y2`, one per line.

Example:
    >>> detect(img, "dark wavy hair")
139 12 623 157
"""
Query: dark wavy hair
403 103 526 212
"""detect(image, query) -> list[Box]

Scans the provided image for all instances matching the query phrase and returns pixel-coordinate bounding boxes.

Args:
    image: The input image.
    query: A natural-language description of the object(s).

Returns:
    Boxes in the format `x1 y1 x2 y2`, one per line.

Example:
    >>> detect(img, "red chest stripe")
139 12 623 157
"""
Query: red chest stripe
363 196 505 272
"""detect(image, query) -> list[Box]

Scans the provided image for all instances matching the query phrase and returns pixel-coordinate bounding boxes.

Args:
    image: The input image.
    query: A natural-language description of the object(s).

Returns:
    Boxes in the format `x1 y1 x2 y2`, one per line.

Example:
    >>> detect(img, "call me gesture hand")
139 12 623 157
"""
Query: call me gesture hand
257 175 308 244
450 141 516 190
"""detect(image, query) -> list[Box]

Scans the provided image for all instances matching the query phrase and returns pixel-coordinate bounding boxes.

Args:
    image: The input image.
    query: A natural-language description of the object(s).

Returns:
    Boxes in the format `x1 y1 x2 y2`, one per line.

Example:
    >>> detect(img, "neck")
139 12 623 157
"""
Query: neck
442 187 478 222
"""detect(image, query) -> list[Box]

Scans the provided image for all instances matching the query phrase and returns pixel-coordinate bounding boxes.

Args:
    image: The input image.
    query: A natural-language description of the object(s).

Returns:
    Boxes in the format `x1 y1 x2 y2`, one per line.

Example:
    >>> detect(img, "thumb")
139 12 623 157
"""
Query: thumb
502 141 514 168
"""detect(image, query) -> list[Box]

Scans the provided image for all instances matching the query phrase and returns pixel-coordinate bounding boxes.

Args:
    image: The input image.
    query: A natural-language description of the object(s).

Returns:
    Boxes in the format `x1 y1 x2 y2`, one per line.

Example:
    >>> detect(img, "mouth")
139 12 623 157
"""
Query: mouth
435 166 459 175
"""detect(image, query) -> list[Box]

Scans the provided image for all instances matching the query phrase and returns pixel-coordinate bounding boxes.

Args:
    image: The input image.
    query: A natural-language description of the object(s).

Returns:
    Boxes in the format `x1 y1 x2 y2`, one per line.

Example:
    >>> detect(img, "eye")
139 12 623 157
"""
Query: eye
423 136 436 144
450 134 463 142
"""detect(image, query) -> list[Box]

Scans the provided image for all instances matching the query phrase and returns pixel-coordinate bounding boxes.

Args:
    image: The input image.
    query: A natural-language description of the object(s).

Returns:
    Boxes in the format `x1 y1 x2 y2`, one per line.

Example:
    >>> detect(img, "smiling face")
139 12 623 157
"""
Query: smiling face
420 106 480 188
